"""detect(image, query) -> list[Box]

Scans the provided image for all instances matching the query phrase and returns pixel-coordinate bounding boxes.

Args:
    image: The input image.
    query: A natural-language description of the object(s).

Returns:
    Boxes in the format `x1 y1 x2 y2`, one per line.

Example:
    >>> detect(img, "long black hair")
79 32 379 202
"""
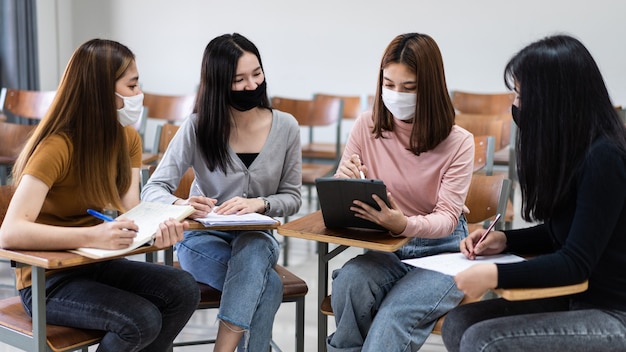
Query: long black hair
194 33 271 173
505 34 626 221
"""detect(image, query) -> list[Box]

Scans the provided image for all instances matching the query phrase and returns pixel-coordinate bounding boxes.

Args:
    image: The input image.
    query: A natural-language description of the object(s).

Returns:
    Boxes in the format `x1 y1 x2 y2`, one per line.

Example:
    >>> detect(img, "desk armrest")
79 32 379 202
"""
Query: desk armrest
0 246 161 269
493 280 588 301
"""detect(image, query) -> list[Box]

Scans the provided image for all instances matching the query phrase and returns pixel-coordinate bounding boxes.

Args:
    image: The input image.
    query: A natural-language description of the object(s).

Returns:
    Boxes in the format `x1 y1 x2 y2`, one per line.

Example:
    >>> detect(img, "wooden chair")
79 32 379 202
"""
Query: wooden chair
145 167 309 352
299 94 344 163
272 95 343 201
141 92 195 161
143 92 196 123
141 123 181 165
456 114 514 229
451 90 517 170
0 121 36 185
319 174 511 336
473 135 495 176
313 93 363 158
0 88 56 123
451 90 515 116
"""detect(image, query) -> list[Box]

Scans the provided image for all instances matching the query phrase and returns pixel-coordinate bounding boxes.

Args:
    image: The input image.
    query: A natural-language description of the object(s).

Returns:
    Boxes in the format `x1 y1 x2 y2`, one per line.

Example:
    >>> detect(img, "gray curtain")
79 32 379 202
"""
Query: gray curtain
1 0 39 122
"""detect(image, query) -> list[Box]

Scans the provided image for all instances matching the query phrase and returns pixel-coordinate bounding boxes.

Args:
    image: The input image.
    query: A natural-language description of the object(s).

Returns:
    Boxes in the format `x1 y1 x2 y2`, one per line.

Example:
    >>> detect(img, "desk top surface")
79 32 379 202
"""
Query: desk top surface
0 221 278 269
278 211 410 252
0 246 158 269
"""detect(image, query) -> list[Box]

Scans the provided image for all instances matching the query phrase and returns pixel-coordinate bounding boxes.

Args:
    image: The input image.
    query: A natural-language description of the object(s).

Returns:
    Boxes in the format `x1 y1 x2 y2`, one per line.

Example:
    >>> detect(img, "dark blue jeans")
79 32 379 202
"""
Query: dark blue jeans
442 297 626 352
20 258 200 352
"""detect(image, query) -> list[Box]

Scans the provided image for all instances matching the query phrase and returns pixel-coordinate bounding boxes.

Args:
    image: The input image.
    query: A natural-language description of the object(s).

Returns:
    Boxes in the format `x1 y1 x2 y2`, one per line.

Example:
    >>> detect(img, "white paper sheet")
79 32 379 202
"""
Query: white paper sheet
402 252 525 276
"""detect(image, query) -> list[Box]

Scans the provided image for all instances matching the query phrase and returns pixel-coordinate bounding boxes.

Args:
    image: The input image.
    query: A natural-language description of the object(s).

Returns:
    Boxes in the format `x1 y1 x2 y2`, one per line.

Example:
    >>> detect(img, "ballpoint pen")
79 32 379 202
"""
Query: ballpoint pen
194 183 206 197
471 213 502 255
356 155 366 179
87 209 115 222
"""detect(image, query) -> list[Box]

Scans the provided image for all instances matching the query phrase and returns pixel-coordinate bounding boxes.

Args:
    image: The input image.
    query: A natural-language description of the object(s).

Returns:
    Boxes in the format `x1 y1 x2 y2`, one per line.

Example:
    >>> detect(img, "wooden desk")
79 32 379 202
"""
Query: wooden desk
278 211 409 352
0 246 160 352
278 210 590 352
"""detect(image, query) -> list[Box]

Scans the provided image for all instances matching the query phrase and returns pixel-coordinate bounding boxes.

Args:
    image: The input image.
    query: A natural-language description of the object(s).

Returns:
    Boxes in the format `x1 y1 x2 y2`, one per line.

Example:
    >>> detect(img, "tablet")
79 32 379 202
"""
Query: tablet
315 177 390 231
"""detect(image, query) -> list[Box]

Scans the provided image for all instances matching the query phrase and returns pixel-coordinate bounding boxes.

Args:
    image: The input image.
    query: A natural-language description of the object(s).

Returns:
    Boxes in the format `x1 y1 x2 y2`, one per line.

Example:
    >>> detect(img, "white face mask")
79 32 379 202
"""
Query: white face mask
116 92 144 126
381 88 416 121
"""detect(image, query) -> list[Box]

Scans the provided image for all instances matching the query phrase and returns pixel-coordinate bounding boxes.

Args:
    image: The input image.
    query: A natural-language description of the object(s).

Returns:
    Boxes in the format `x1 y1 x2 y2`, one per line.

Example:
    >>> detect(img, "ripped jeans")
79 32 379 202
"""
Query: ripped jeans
175 229 282 352
327 215 468 352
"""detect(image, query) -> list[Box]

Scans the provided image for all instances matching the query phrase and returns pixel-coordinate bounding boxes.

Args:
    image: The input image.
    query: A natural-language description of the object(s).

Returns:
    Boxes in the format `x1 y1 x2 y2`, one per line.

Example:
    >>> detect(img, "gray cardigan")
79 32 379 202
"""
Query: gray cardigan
141 109 302 217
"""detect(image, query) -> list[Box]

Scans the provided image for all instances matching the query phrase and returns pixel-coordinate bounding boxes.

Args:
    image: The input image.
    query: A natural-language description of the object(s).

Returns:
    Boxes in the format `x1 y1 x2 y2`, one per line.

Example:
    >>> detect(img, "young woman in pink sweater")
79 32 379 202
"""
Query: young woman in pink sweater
327 33 474 352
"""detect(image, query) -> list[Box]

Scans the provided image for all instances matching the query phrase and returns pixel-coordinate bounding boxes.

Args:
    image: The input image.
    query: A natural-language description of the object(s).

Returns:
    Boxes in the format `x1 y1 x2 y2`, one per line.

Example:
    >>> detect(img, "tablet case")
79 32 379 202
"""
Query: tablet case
315 177 390 231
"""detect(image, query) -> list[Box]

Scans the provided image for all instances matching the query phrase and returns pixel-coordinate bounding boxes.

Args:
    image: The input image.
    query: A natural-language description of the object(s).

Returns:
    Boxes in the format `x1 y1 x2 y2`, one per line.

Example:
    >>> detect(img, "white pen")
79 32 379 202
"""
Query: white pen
194 182 206 197
356 155 366 179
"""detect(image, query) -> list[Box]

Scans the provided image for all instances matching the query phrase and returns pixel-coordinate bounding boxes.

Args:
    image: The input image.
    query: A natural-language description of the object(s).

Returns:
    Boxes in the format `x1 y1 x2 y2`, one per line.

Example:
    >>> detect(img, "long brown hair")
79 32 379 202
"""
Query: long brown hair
371 33 455 155
12 39 134 211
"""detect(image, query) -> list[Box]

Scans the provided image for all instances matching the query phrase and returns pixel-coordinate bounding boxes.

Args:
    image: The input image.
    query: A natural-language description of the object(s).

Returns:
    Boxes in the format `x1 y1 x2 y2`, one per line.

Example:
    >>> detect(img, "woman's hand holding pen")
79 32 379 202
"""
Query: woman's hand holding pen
454 227 506 299
153 218 189 248
91 218 138 249
182 195 217 218
335 154 368 179
460 228 507 260
176 182 217 218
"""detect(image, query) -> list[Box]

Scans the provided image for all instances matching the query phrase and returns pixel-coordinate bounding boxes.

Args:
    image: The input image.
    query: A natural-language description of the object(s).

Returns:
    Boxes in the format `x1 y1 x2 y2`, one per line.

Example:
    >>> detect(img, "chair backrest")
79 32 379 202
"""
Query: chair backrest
0 121 36 159
271 96 313 122
272 95 344 161
144 165 194 200
464 174 510 230
308 94 344 127
173 167 195 199
455 113 505 150
142 92 196 122
0 184 15 224
0 88 56 121
473 135 495 176
314 94 362 120
451 90 515 115
0 121 37 184
152 123 181 155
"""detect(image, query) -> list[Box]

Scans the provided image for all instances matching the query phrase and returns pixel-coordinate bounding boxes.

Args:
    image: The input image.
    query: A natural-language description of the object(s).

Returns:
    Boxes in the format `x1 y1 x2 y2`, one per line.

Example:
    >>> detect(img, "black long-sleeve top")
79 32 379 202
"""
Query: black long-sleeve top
498 139 626 311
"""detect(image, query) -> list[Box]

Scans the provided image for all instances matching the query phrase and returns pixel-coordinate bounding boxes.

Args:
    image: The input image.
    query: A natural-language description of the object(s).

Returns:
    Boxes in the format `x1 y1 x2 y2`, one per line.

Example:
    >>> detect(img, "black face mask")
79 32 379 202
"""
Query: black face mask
511 104 521 126
230 80 267 111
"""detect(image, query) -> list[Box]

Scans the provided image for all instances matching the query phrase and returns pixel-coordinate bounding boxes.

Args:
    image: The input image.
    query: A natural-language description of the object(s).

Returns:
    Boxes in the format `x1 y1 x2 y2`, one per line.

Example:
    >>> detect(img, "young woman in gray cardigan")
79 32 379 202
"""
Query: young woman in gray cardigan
141 33 301 352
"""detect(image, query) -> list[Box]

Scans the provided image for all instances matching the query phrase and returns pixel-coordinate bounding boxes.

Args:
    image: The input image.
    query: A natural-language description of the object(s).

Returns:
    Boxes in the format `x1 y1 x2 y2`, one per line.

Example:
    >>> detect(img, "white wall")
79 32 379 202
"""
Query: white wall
37 0 626 101
36 0 626 145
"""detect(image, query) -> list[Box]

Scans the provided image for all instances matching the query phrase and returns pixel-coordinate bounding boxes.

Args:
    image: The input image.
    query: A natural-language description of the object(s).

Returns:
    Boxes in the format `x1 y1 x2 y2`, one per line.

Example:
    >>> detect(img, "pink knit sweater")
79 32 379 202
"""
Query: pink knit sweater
336 112 474 239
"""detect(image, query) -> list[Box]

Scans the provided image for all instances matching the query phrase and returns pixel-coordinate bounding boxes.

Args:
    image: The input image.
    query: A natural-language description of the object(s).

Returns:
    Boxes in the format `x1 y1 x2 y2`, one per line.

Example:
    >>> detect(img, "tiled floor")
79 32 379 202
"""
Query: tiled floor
0 168 529 351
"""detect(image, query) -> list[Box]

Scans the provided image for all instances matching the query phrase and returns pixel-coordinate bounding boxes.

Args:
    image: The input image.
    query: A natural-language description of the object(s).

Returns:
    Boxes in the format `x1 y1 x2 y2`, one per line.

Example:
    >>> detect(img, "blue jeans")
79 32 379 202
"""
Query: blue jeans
19 259 200 352
442 297 626 351
327 215 468 352
175 229 282 352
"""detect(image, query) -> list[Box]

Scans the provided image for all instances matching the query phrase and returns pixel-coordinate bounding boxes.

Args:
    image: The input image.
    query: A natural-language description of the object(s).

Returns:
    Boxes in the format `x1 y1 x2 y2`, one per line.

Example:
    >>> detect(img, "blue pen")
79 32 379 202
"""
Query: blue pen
87 209 115 222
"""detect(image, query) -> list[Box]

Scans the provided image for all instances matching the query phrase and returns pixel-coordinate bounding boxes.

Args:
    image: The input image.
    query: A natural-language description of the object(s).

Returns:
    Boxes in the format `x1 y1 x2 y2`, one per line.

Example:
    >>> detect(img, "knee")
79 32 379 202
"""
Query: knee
265 270 283 307
441 307 473 352
172 269 201 308
120 305 163 347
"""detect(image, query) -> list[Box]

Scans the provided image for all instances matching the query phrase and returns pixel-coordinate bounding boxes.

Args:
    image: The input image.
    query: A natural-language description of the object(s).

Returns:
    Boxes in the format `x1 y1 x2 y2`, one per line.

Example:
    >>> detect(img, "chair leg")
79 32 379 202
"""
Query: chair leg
282 236 289 267
295 295 305 352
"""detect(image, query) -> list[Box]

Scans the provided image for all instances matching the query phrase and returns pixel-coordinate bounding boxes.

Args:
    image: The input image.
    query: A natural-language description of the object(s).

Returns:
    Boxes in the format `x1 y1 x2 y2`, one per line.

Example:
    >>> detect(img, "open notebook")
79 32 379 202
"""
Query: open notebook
194 209 278 227
72 202 194 259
